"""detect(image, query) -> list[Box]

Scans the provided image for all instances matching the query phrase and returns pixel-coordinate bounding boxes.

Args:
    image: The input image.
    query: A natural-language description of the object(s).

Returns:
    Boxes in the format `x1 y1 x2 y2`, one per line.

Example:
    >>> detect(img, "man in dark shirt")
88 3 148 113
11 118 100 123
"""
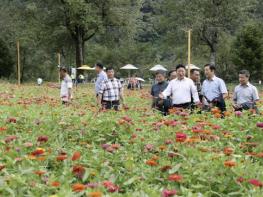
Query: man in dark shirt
190 69 202 101
151 71 169 115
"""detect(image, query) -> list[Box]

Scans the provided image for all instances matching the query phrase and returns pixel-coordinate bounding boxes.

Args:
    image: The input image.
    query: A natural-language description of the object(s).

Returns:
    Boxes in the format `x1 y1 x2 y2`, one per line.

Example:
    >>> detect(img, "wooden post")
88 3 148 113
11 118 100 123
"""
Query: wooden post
58 53 61 83
17 41 21 85
187 30 191 77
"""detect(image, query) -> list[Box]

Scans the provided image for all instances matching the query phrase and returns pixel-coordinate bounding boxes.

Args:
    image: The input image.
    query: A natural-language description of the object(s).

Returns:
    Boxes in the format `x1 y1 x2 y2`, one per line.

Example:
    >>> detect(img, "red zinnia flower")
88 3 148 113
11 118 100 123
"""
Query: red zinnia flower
72 151 81 161
102 181 119 193
248 179 263 187
176 132 187 142
37 136 48 143
4 135 18 143
72 165 85 178
168 174 183 182
31 148 45 156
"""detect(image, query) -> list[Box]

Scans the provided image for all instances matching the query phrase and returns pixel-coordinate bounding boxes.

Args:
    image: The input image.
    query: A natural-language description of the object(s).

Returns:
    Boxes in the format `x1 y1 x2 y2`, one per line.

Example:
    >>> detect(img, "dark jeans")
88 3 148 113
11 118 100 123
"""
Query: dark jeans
102 100 120 111
173 102 191 109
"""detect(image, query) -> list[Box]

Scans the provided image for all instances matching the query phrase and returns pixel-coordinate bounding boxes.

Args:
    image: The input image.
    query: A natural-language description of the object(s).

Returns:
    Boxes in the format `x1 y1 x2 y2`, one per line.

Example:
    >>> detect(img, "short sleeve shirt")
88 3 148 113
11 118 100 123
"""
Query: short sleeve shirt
60 75 73 98
233 83 259 104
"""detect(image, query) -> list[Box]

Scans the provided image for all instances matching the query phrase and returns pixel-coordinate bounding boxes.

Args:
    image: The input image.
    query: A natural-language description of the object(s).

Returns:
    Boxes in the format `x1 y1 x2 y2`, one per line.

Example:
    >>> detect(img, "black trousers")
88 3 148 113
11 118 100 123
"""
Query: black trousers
102 100 120 111
173 102 191 109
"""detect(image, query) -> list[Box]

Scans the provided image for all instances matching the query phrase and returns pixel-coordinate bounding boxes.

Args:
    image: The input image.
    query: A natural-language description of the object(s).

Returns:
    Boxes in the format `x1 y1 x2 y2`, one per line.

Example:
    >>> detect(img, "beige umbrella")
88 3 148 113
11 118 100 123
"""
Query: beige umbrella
150 64 167 71
185 64 200 70
120 64 138 77
77 65 93 70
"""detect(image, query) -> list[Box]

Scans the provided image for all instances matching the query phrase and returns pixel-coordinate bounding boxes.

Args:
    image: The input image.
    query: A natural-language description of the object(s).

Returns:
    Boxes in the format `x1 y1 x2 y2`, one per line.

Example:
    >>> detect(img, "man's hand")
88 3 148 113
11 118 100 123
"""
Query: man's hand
159 93 164 99
195 101 202 108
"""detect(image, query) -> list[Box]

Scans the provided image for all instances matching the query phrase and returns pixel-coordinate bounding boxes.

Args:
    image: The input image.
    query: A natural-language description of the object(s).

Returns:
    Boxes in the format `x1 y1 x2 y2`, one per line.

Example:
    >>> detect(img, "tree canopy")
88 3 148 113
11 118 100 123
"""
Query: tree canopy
0 0 262 81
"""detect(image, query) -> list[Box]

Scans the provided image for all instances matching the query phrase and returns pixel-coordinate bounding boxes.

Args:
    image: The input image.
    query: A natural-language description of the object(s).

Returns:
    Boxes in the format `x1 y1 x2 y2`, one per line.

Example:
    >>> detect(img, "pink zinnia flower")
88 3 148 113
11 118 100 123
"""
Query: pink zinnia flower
248 179 263 187
256 122 263 128
162 189 177 197
235 111 242 117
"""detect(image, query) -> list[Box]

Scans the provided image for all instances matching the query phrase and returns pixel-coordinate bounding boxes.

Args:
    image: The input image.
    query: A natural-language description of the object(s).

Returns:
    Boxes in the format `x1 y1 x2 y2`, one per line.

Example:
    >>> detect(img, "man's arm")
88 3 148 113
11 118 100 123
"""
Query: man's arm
190 81 200 104
159 83 172 99
219 79 228 99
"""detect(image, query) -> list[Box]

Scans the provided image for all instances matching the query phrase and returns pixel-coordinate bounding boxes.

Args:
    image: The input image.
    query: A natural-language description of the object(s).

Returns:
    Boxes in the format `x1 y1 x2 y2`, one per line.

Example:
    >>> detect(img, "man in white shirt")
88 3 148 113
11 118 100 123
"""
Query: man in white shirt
60 67 73 104
159 64 200 109
233 70 260 112
201 64 228 112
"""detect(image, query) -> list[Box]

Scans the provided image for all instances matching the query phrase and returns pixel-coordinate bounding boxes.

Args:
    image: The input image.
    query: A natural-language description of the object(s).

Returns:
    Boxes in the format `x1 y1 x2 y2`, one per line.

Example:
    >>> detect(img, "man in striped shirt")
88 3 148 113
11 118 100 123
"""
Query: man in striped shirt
97 67 124 110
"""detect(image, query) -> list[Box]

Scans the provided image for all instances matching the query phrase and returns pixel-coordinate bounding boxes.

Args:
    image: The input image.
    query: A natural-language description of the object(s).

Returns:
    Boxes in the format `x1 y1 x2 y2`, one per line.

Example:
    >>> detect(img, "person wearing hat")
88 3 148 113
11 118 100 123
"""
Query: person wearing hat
60 67 73 104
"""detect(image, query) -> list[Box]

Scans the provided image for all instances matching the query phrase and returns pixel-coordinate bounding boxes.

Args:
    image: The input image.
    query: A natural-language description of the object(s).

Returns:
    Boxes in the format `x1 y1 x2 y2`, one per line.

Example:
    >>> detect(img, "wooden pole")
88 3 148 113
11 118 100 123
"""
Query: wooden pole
187 30 191 77
17 41 21 85
58 53 61 83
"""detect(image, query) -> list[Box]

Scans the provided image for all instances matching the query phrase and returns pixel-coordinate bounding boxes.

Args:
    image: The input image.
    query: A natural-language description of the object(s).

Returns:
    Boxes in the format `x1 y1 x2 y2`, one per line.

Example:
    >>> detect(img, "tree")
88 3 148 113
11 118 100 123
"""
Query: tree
232 22 263 80
0 39 14 78
160 0 249 65
59 0 140 67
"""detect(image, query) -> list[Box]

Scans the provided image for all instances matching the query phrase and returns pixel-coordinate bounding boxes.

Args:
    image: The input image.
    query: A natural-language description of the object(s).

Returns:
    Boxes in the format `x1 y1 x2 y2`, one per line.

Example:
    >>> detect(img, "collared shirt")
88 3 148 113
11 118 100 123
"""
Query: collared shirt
194 81 202 95
233 83 259 105
60 74 73 99
201 76 227 102
162 77 199 105
151 81 168 97
95 71 107 94
99 78 122 101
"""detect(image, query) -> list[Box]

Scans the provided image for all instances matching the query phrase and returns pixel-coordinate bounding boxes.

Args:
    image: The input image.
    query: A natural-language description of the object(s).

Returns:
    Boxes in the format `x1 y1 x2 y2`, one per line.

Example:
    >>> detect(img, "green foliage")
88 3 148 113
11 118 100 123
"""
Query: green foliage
0 39 14 78
232 22 263 80
0 0 262 81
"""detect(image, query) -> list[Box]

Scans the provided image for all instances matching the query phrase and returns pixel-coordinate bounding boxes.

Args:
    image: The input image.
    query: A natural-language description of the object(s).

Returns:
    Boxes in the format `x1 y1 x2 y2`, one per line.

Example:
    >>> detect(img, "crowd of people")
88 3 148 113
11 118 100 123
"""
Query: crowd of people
58 63 260 116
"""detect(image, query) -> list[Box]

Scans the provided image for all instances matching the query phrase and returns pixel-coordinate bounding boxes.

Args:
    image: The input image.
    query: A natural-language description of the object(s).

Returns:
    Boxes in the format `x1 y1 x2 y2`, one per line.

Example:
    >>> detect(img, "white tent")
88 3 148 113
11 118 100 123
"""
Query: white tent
120 64 138 70
185 64 200 70
150 64 167 71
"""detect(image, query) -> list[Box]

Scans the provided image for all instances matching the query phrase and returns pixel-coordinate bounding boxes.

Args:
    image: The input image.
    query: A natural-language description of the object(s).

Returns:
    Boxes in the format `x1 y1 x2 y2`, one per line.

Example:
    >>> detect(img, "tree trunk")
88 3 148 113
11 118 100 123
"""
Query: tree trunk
210 50 216 66
75 26 85 68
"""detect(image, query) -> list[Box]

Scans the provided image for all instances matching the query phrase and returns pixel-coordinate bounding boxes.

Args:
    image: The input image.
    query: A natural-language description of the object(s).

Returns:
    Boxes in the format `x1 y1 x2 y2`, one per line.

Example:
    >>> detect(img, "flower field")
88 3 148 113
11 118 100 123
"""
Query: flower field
0 83 263 197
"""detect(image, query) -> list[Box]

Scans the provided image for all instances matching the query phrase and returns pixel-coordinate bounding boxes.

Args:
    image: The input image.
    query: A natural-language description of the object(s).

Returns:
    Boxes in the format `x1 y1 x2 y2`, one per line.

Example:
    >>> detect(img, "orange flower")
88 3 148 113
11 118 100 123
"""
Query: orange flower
31 148 45 156
211 107 221 114
88 191 103 197
223 147 234 156
56 154 67 161
214 113 222 118
72 183 86 192
51 181 60 187
72 151 81 161
72 165 85 178
168 174 183 182
36 156 46 161
111 144 120 149
224 160 236 167
0 164 5 171
159 145 167 151
146 159 158 166
34 170 45 176
151 155 159 161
